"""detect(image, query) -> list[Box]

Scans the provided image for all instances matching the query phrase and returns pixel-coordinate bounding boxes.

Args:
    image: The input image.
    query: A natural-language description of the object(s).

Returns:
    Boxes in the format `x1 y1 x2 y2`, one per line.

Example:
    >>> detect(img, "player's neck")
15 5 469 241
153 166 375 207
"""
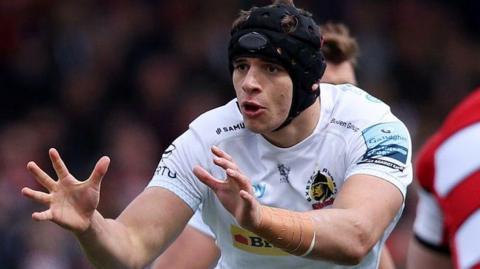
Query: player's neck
262 99 320 148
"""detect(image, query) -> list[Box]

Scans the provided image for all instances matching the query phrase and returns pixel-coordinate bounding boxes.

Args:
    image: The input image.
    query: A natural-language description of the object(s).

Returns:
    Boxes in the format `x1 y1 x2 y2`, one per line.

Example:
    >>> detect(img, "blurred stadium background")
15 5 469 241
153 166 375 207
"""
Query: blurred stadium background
1 0 479 268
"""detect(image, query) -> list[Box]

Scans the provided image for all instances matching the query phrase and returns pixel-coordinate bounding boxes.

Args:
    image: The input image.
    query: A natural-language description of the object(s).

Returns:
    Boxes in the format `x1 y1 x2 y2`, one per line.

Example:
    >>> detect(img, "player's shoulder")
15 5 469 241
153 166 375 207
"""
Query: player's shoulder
441 88 480 137
321 83 406 135
189 99 252 145
415 133 442 192
321 83 392 121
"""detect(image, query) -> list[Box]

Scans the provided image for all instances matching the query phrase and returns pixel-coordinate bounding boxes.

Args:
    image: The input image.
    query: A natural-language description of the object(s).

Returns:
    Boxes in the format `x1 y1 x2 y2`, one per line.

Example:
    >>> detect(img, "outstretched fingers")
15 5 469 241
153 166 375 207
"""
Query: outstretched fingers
89 156 110 188
226 169 252 193
49 148 70 179
193 165 223 192
32 210 53 221
213 157 240 172
212 146 240 172
26 161 56 191
22 188 55 225
212 146 233 161
21 187 51 205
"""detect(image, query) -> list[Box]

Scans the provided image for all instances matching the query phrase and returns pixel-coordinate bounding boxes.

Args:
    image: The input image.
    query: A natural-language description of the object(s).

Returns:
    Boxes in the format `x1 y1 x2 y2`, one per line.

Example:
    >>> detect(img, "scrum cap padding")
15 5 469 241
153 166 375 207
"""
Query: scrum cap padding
229 4 326 129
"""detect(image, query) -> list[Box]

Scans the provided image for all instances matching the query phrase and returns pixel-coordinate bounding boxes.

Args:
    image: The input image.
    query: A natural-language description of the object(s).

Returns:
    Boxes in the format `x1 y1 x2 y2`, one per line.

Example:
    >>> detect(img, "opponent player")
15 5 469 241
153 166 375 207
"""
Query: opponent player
406 88 480 269
22 1 412 268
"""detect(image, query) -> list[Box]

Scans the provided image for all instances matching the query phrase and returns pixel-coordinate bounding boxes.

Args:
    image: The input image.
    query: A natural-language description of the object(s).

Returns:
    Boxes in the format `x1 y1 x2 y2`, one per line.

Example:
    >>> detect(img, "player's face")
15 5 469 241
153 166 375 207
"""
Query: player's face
232 57 293 133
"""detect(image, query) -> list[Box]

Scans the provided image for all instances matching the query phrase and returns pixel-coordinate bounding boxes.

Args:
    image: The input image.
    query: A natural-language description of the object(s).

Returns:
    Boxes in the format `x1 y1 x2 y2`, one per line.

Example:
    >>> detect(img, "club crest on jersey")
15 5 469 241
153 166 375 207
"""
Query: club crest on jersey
230 225 288 256
305 168 337 209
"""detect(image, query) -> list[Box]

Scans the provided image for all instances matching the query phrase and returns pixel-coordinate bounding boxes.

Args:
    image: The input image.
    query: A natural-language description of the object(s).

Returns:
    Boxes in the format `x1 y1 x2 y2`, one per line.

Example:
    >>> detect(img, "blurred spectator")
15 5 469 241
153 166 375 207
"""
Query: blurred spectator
1 1 479 268
99 111 161 217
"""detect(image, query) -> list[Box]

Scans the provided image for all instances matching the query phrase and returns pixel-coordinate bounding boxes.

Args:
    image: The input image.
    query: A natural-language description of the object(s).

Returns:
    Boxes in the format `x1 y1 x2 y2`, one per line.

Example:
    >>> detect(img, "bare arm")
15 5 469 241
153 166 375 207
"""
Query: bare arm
22 149 193 269
195 146 403 265
303 174 403 264
77 187 192 268
406 238 452 269
152 225 220 269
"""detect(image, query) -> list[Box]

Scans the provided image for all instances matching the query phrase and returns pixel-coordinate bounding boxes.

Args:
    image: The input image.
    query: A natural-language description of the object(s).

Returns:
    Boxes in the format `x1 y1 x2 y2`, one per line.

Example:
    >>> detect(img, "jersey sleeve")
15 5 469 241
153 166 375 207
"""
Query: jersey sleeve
435 123 480 269
344 119 413 198
415 133 442 193
454 209 480 269
412 189 449 252
188 206 216 238
147 129 209 211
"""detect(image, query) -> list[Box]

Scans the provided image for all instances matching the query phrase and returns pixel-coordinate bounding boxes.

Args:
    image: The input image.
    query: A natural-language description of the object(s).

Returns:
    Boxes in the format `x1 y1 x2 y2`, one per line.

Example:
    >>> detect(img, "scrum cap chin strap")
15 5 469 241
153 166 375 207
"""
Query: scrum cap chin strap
228 4 326 130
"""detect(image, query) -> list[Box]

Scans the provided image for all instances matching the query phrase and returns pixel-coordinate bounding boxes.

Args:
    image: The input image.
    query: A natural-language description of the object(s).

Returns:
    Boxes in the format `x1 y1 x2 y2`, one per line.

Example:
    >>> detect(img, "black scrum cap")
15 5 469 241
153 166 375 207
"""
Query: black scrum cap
229 3 326 130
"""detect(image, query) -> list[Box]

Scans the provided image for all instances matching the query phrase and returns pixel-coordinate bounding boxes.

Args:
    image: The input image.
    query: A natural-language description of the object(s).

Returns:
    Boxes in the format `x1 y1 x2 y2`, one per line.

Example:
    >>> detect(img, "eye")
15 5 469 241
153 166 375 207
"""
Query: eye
234 63 248 71
265 64 283 74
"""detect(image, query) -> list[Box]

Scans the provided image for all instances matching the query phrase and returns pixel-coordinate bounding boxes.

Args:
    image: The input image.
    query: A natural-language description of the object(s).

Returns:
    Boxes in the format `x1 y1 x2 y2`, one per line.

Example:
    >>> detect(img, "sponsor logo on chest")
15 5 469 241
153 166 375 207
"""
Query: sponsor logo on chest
330 118 360 132
253 183 266 198
230 225 288 256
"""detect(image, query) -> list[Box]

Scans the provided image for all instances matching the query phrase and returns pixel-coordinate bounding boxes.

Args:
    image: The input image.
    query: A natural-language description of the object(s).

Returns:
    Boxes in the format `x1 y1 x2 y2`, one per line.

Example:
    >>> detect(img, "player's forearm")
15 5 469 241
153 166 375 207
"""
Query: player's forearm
250 206 378 265
306 208 379 264
75 210 150 269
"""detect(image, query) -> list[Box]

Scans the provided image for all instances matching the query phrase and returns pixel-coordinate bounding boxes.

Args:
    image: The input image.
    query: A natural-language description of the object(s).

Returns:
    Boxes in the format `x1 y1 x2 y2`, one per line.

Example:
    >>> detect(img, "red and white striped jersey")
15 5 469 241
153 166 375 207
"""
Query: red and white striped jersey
414 88 480 269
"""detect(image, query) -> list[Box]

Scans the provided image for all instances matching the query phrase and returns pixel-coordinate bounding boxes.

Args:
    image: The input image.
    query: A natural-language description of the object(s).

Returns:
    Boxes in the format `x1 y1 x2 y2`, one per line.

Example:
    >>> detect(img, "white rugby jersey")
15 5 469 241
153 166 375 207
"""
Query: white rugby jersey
189 205 215 238
148 83 412 269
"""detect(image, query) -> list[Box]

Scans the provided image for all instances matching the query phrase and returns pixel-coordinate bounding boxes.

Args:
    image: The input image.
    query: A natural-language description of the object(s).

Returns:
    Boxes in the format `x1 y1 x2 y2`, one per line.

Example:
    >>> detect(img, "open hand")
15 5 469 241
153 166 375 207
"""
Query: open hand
21 148 110 234
193 146 261 230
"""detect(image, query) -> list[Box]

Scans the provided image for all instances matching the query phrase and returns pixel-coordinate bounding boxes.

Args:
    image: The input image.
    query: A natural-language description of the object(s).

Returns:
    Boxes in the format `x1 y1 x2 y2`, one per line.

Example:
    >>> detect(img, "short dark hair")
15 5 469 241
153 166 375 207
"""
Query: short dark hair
320 22 359 65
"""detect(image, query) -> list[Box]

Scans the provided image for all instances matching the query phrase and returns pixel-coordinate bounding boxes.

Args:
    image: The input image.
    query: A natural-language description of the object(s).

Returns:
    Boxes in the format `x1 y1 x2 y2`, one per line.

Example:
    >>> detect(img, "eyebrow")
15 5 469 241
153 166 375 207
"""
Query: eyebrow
233 58 247 64
233 57 283 67
261 58 283 67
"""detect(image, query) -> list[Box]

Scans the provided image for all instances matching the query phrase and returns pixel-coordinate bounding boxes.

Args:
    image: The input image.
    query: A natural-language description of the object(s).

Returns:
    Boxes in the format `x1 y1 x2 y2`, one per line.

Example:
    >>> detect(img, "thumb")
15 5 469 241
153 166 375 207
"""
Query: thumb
89 156 110 188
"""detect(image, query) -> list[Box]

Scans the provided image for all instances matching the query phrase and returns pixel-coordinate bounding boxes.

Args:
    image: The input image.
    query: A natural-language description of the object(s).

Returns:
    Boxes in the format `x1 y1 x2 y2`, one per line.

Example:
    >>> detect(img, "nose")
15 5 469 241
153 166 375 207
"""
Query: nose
241 68 261 94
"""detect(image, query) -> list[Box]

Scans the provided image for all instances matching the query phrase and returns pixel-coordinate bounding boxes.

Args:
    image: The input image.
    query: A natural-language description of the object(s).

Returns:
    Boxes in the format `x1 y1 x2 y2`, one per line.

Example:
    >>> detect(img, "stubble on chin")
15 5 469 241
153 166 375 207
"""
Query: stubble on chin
244 119 260 133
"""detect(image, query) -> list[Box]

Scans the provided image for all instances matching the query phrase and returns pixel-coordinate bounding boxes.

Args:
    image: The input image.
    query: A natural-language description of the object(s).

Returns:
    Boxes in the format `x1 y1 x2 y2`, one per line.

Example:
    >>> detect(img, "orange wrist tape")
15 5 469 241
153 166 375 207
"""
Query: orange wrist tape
251 206 316 256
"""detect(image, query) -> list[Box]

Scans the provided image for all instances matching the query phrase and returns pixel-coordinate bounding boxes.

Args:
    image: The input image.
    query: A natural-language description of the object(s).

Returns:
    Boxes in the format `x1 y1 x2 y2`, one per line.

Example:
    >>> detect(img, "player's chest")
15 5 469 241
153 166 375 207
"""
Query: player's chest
231 145 347 211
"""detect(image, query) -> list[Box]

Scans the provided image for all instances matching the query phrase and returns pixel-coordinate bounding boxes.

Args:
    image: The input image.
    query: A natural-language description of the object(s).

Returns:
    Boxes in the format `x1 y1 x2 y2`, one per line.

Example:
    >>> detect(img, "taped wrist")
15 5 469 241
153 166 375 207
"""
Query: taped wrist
251 206 316 256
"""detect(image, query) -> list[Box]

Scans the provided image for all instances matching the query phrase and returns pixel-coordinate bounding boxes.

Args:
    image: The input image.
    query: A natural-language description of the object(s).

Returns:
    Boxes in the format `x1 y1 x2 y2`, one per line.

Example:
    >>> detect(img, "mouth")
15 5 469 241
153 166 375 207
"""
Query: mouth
241 101 265 118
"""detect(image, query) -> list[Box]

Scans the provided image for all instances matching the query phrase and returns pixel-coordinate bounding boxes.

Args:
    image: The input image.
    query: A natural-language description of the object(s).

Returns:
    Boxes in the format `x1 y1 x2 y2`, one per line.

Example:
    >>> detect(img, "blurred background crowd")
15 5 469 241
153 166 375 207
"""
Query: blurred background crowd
1 0 479 268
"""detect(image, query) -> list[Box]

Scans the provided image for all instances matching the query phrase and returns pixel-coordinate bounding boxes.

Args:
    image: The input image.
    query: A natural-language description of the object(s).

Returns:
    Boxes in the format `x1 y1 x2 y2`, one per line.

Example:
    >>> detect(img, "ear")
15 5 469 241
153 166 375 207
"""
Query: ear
311 79 321 91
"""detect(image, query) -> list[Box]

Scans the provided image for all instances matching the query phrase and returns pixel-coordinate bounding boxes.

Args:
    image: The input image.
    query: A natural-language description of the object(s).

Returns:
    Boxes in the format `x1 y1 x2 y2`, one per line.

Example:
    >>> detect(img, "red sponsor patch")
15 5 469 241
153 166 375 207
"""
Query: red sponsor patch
234 234 249 245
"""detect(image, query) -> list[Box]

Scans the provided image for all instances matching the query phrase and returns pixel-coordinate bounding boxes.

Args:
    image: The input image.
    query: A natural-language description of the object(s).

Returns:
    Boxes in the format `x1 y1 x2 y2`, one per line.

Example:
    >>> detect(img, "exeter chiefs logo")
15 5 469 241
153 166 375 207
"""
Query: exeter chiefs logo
305 168 337 209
